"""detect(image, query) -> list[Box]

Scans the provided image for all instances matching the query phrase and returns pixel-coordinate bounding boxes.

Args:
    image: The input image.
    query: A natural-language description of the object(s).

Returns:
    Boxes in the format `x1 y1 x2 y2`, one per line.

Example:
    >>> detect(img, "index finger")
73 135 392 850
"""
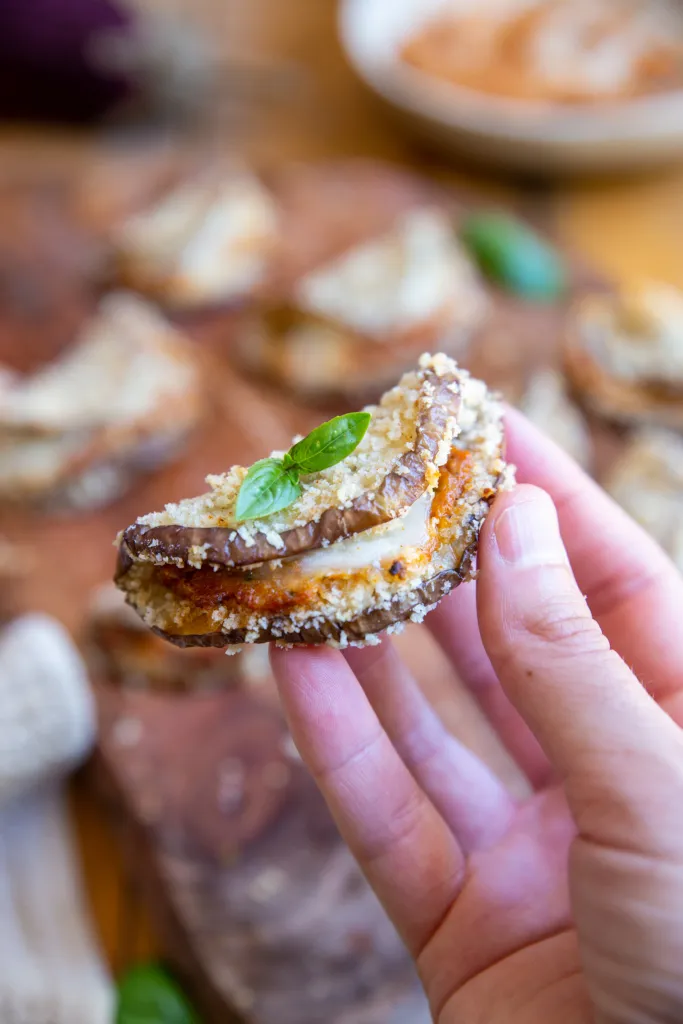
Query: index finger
269 644 464 955
505 407 683 719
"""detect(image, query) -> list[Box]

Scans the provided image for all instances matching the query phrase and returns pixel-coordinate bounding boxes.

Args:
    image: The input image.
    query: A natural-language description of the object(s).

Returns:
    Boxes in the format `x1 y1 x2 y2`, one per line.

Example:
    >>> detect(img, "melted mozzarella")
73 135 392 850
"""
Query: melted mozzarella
298 492 433 574
296 209 484 339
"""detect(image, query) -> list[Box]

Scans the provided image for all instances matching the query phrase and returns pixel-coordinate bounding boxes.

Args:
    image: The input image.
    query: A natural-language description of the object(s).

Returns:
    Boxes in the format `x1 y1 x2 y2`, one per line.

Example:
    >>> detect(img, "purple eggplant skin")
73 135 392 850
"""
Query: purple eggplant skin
0 0 136 123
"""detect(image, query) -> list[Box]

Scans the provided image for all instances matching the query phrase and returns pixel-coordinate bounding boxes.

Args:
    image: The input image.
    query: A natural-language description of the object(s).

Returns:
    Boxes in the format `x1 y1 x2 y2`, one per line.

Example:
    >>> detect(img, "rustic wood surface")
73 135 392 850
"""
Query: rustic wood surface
2 0 683 1003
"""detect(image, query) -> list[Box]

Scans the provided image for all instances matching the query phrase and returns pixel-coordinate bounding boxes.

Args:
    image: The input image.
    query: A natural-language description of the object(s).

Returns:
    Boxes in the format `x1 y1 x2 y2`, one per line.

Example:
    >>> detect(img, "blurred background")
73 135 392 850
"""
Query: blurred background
1 1 683 1022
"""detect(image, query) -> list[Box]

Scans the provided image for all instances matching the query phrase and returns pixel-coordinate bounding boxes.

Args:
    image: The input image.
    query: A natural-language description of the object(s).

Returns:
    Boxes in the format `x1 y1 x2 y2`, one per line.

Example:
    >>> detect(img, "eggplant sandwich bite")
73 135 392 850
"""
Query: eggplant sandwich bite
565 282 683 431
0 293 202 511
115 354 512 649
235 209 487 404
113 162 279 312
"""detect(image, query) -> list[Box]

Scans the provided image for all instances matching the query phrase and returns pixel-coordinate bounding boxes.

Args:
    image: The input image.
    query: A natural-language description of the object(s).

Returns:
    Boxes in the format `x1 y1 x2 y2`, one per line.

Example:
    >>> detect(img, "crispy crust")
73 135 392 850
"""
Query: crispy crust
151 563 471 648
118 366 460 571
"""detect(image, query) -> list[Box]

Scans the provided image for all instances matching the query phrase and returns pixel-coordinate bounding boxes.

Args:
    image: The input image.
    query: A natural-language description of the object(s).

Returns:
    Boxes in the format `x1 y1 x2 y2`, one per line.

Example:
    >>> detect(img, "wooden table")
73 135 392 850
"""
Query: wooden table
7 0 683 984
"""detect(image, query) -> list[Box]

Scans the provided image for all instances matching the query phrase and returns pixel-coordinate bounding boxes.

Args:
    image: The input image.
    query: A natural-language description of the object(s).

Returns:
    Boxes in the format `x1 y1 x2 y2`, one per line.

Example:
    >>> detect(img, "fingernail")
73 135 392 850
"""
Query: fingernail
494 495 569 568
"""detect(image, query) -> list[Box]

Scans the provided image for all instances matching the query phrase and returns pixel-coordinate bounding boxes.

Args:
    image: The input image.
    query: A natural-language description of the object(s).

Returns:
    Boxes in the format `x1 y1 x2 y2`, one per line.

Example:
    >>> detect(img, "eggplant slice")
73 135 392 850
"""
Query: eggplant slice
0 292 202 510
565 283 683 431
116 354 512 648
234 208 488 404
114 162 279 310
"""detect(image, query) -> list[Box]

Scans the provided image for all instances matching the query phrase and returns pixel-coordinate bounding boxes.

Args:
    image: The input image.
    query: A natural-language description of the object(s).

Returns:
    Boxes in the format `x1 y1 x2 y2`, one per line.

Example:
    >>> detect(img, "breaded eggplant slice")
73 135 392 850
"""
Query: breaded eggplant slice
235 208 487 404
116 354 512 648
0 293 202 510
604 428 683 574
114 162 279 310
565 282 683 431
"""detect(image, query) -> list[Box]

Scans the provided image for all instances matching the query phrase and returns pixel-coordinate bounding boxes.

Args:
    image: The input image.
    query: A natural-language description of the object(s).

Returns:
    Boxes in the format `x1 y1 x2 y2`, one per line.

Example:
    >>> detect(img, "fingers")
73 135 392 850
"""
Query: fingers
427 582 551 789
344 641 516 852
269 644 464 954
477 485 683 856
506 407 683 722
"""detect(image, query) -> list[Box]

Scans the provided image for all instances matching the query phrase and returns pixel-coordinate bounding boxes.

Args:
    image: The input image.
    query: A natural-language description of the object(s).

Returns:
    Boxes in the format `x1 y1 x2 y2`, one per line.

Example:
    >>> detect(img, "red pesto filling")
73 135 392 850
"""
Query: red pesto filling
156 451 474 616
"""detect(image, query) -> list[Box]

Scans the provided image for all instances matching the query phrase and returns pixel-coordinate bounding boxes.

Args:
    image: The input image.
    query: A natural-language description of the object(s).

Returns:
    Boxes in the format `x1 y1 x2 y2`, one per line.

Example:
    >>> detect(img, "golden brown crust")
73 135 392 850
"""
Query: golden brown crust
117 367 460 571
149 563 470 648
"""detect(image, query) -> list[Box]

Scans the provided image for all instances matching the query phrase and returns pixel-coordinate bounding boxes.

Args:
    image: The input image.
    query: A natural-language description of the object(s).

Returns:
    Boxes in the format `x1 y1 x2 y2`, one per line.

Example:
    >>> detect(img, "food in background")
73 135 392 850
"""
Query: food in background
0 292 202 511
0 181 102 374
565 281 683 431
236 209 487 403
401 0 683 105
519 368 592 468
461 211 565 301
87 584 274 698
604 428 683 572
115 354 512 650
114 162 279 312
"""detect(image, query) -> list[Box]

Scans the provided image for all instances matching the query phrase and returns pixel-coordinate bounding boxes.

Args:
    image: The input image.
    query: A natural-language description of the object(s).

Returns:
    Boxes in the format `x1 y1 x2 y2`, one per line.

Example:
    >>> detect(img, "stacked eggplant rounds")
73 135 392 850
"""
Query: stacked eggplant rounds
115 354 512 649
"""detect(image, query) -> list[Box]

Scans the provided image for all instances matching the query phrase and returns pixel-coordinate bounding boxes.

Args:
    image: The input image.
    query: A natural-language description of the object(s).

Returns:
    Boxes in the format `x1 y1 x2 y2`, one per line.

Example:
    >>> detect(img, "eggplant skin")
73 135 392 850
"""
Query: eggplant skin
118 367 461 571
149 560 473 649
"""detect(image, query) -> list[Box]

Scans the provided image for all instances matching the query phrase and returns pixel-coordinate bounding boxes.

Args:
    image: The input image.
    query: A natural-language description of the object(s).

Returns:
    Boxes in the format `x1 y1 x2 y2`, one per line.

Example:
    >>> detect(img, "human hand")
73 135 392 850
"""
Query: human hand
270 409 683 1024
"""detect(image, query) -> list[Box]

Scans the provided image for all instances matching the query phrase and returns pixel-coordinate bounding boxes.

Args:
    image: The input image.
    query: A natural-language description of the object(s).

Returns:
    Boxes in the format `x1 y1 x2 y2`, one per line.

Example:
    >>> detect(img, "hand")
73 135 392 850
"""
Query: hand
270 409 683 1024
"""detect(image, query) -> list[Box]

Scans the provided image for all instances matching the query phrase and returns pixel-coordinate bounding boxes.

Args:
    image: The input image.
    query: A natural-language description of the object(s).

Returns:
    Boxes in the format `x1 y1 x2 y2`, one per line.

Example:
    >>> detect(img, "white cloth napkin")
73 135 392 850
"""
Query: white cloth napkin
0 614 114 1024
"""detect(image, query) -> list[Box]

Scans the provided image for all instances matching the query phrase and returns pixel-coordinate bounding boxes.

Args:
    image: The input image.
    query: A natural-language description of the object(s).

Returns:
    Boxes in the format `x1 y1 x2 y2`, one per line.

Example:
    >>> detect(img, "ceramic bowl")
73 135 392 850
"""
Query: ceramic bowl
339 0 683 174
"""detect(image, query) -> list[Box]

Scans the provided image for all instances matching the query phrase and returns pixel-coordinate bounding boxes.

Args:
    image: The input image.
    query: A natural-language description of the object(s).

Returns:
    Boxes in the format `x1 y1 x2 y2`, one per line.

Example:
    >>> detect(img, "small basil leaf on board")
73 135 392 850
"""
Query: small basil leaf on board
460 211 565 301
288 412 371 474
235 458 302 521
116 963 200 1024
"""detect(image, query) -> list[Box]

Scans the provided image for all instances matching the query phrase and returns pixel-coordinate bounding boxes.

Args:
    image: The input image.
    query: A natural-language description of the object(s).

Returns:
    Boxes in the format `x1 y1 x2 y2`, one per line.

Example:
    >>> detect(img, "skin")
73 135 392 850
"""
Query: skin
271 408 683 1024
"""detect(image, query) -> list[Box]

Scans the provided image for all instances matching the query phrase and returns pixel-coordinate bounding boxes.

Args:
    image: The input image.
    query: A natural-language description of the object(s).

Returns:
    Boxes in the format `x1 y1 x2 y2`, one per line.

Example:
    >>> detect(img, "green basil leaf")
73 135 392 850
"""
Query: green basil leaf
235 457 302 521
460 211 565 302
287 412 371 474
116 963 201 1024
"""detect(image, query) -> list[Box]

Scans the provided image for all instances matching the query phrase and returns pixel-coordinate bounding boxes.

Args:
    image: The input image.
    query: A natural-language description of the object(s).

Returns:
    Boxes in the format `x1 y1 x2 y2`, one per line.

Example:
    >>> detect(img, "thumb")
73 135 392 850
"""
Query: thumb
476 484 683 856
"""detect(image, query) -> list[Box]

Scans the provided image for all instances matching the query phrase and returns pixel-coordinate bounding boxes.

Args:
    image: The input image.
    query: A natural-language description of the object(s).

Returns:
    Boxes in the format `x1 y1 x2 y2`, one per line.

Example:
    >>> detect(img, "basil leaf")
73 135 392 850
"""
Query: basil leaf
116 963 201 1024
235 458 302 521
288 412 371 474
461 211 565 301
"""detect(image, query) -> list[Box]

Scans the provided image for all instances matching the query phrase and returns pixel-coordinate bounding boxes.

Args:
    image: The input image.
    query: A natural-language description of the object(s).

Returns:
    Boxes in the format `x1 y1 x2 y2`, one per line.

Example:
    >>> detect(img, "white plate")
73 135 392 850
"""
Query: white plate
339 0 683 173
